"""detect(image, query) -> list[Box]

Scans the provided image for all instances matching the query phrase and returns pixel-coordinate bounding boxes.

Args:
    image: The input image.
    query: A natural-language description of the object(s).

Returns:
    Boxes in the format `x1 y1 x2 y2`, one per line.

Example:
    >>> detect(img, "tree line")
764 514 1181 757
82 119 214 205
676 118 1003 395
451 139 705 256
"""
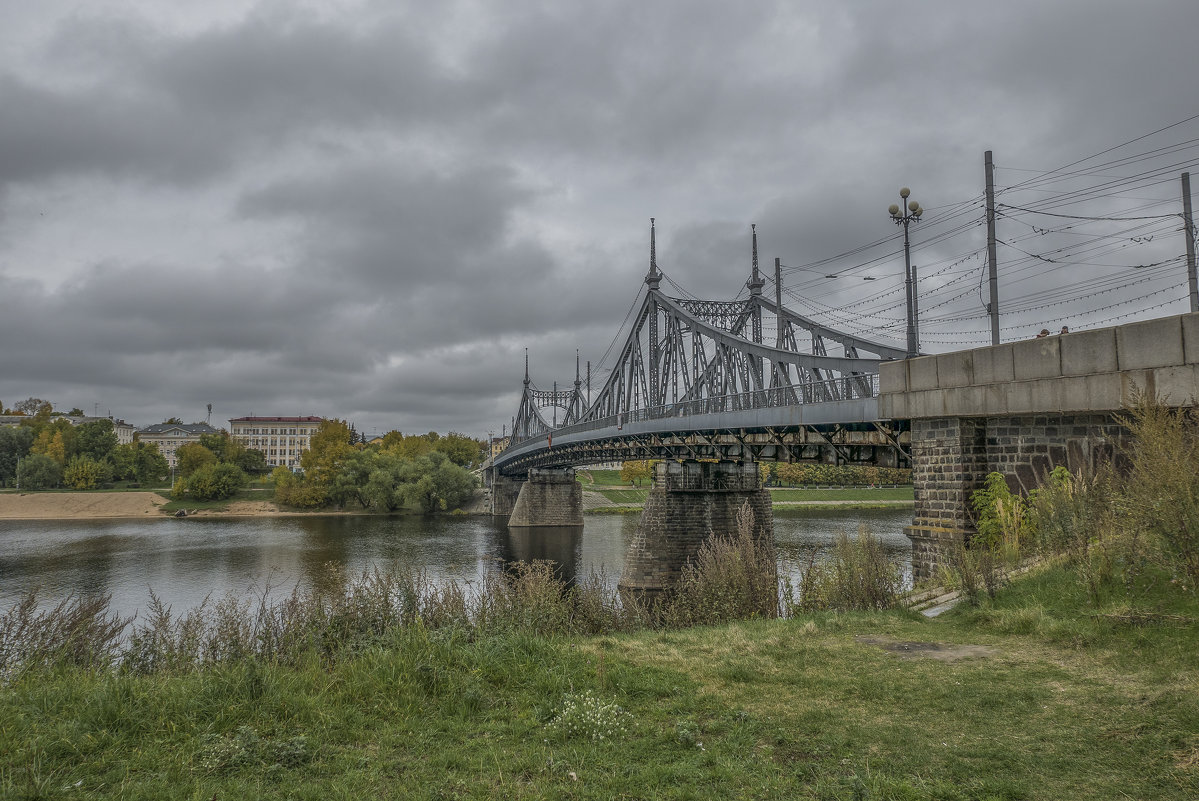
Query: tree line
0 397 172 490
270 422 482 513
2 397 486 514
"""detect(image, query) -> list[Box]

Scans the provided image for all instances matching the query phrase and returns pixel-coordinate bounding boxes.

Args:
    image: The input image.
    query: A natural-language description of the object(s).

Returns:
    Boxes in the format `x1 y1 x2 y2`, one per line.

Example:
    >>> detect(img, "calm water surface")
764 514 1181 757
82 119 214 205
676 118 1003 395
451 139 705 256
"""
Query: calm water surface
0 509 912 621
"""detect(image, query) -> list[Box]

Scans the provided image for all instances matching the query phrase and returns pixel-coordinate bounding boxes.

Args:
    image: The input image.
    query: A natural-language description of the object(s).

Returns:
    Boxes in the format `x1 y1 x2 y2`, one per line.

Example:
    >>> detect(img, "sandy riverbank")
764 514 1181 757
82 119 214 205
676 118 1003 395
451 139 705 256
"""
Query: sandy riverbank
0 491 170 520
0 492 328 520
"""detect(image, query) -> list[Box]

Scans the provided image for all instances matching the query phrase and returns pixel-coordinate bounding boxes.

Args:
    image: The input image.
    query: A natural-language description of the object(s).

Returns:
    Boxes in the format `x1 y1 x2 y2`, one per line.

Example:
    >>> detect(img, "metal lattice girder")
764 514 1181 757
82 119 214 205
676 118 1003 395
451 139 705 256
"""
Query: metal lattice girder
502 225 909 466
498 419 910 474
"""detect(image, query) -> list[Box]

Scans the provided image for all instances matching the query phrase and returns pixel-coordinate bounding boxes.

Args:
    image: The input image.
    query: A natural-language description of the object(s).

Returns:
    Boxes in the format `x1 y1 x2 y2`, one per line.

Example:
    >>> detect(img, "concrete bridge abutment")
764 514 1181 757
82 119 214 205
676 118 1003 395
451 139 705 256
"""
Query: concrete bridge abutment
881 312 1199 583
507 467 584 527
619 460 774 602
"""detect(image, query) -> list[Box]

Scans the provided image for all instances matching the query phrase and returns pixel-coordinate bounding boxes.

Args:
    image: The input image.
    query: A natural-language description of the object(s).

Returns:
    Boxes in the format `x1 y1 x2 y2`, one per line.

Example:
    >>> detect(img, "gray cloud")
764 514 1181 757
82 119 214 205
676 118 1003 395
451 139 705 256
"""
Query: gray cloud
1 0 1197 435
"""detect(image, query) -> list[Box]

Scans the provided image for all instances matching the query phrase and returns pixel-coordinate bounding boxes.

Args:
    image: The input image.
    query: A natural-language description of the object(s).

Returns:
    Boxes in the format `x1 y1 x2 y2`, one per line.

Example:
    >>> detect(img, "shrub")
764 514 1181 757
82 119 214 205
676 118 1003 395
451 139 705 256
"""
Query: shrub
797 526 903 611
661 501 778 626
970 472 1035 552
173 461 247 501
1119 394 1199 586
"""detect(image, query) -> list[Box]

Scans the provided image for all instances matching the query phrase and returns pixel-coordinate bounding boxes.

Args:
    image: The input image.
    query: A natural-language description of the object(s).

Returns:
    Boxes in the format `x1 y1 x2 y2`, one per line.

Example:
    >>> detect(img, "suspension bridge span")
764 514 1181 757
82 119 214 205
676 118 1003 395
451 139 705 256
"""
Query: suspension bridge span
487 221 912 598
492 221 911 479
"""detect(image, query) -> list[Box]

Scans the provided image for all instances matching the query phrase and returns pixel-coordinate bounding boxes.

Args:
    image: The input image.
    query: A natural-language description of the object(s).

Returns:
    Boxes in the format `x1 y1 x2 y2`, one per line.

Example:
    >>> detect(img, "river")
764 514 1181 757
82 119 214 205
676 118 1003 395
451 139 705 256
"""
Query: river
0 508 913 621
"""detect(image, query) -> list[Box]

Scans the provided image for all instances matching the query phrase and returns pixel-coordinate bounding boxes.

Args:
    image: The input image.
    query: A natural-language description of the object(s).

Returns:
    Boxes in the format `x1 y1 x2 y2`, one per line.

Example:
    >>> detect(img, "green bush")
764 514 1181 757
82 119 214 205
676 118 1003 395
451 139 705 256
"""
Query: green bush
15 452 61 489
63 454 114 490
173 462 247 501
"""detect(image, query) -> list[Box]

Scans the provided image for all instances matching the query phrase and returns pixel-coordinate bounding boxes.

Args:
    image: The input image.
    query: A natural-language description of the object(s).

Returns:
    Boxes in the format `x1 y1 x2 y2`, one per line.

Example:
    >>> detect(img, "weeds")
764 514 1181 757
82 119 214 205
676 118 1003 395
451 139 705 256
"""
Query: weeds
662 501 779 626
796 526 904 611
0 533 769 678
544 690 632 742
0 590 129 681
1119 392 1199 586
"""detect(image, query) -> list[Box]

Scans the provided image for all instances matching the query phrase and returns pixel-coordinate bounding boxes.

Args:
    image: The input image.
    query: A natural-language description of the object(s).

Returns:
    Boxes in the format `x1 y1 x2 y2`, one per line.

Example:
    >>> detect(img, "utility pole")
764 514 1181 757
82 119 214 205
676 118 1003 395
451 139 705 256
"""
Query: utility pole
1183 172 1198 313
985 150 1000 343
888 188 924 358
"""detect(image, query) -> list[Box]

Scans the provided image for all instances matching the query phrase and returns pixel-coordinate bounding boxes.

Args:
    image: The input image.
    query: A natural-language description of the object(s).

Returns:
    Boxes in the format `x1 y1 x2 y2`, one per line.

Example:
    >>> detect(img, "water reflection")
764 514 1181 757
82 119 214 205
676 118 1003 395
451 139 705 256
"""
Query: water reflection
0 507 913 621
499 526 584 585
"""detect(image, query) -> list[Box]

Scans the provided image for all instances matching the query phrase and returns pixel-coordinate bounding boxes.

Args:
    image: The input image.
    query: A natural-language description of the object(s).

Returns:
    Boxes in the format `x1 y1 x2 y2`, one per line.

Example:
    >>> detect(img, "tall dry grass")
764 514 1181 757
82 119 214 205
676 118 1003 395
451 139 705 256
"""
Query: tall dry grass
661 501 779 626
795 526 903 612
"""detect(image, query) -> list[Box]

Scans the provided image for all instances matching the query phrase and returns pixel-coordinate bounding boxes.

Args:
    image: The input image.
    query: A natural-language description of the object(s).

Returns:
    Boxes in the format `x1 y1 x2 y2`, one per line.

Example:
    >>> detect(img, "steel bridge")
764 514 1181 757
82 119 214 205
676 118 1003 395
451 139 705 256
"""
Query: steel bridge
493 221 912 476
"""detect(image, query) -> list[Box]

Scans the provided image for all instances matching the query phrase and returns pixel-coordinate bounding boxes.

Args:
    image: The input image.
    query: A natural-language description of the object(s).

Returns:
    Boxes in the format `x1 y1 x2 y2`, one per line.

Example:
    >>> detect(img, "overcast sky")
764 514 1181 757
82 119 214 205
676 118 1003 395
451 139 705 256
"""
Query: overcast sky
2 0 1197 438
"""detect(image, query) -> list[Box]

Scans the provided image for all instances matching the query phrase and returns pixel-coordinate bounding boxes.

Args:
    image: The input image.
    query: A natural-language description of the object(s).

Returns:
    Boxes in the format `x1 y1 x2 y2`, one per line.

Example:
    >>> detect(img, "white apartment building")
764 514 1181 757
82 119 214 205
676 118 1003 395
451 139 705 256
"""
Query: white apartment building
136 422 221 469
228 416 323 470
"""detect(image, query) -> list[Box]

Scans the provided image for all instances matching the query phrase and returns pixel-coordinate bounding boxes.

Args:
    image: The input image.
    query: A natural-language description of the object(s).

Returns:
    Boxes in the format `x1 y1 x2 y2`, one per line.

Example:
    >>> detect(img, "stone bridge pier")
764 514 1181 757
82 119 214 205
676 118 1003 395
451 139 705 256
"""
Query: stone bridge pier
507 467 584 527
619 460 774 602
488 472 526 519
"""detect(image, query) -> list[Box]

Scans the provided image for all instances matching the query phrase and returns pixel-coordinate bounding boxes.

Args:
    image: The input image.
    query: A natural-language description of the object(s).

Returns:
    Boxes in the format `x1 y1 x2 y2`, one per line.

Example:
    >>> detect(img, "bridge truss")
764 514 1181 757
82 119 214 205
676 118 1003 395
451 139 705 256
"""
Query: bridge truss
504 222 909 473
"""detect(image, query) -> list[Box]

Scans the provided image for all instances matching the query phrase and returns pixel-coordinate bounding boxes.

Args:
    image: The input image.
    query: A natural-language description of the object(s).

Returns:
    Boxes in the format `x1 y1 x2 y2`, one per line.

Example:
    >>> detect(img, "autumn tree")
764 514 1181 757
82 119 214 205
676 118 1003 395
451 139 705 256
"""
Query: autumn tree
176 442 217 477
620 460 657 486
31 429 67 466
300 418 357 486
64 454 113 490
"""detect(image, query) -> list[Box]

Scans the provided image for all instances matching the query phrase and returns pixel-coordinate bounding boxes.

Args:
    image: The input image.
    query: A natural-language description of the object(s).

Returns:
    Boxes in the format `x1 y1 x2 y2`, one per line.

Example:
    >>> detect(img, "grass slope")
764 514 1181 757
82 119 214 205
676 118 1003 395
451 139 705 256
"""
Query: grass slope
2 565 1196 799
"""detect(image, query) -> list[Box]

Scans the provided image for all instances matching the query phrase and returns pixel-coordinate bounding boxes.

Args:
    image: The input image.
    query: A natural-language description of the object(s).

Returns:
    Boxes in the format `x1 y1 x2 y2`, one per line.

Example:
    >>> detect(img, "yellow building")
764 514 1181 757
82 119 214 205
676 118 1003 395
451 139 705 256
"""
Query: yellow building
136 422 220 469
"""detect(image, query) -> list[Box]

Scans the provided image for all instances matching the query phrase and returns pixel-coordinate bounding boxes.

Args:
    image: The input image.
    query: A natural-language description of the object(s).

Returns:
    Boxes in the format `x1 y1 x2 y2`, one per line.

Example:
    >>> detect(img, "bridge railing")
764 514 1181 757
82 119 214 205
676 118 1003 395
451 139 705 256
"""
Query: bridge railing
506 373 879 449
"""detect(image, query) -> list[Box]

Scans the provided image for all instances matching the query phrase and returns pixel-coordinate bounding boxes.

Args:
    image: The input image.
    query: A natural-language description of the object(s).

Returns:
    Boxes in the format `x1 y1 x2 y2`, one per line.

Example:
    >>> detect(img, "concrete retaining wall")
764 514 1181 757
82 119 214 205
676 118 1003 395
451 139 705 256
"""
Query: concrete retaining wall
881 312 1198 583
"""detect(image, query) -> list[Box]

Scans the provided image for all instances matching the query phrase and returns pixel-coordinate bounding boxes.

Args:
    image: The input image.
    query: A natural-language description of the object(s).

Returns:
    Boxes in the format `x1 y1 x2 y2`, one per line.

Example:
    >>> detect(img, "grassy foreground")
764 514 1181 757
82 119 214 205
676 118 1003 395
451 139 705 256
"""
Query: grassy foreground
3 565 1196 800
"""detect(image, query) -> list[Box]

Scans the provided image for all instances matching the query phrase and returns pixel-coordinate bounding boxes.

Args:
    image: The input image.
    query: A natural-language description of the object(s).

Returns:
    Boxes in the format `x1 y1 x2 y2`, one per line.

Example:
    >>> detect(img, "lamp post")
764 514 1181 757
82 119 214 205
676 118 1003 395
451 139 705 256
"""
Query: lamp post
888 187 924 358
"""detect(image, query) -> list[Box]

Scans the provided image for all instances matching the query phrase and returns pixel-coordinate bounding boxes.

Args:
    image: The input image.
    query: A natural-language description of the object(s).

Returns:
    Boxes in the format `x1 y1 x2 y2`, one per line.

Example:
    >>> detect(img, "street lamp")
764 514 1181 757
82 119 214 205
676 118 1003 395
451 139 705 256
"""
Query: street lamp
888 187 924 358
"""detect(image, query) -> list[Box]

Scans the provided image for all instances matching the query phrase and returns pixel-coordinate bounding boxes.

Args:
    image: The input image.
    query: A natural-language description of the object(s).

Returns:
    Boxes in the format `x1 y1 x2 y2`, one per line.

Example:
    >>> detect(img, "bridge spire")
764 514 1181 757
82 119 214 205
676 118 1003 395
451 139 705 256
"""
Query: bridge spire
747 223 765 296
524 348 530 387
645 217 661 290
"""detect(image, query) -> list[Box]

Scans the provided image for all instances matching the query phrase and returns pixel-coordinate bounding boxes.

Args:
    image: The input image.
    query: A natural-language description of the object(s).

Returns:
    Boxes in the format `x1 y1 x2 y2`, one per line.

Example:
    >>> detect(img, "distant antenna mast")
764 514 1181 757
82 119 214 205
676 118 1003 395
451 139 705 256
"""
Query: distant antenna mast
206 403 212 425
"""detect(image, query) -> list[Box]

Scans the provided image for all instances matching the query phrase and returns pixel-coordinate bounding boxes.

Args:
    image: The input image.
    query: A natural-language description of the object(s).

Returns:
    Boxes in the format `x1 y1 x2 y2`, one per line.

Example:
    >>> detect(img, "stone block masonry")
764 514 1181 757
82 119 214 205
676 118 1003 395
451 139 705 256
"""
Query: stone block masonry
507 467 583 527
489 473 526 518
619 461 774 600
905 413 1127 582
